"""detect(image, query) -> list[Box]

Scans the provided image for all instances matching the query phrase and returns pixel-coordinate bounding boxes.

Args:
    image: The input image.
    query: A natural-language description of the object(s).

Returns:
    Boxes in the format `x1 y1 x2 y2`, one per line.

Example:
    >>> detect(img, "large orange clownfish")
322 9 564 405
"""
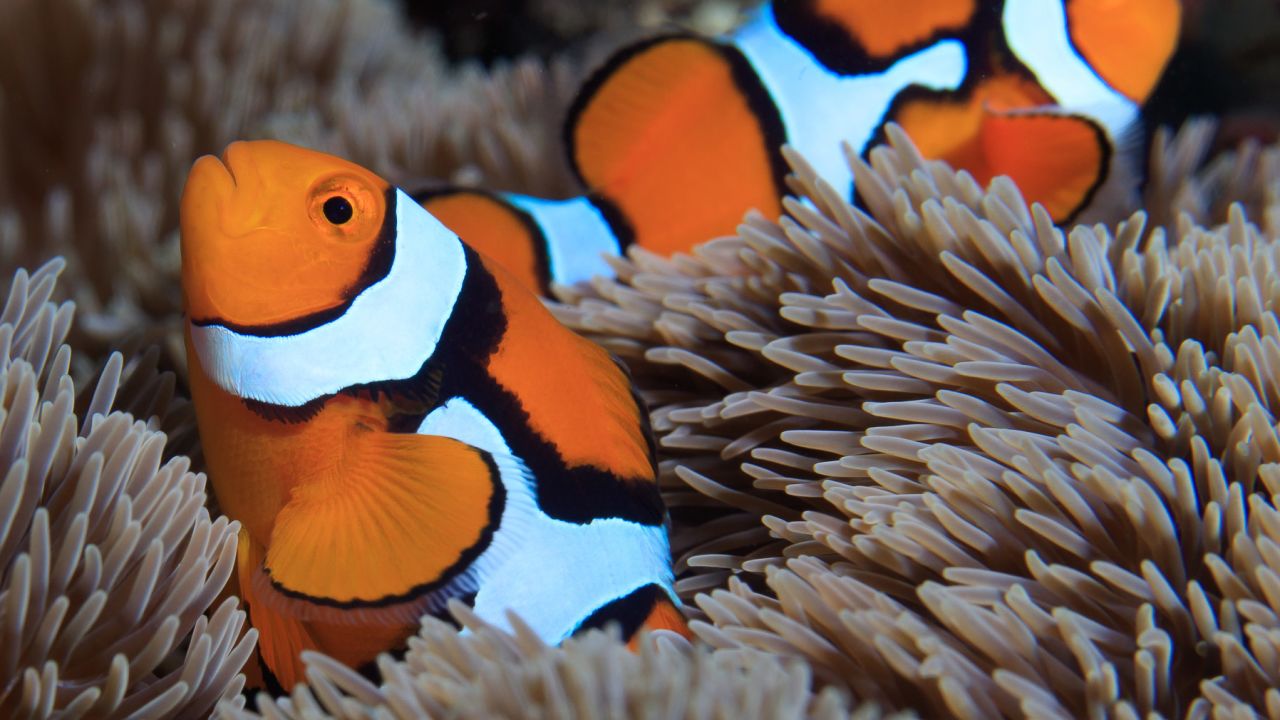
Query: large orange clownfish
418 0 1181 295
180 140 687 691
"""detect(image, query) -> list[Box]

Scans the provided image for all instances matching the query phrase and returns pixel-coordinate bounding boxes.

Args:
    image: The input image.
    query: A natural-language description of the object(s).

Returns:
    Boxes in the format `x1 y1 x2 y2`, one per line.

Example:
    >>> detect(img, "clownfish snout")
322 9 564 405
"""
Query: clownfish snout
182 143 264 238
179 152 238 320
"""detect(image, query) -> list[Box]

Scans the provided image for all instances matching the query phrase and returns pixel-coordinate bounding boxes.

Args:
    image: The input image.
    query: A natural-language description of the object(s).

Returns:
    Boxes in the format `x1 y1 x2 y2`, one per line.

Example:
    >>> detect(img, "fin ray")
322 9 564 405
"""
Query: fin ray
264 433 503 612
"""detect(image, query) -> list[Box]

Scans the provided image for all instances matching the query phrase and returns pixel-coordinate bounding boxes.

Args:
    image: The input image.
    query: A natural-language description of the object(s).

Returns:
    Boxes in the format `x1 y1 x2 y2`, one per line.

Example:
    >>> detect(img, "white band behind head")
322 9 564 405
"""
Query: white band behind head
190 189 467 407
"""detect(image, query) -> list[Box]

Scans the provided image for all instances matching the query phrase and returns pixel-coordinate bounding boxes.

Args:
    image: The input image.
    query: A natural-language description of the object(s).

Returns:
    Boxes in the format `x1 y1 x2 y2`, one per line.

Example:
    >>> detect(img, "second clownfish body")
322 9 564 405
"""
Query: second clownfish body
180 140 685 691
419 0 1181 294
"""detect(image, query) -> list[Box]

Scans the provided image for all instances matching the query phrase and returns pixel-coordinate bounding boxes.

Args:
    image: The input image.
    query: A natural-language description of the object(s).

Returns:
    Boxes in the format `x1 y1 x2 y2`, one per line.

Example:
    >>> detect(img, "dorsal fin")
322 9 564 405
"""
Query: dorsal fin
1065 0 1180 102
565 35 786 256
415 188 554 294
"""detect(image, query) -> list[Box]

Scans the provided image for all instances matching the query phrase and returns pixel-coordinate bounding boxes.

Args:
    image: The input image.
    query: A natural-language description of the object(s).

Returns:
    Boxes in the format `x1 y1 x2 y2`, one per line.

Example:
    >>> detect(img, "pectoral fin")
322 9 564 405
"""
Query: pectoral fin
887 77 1111 224
261 432 504 622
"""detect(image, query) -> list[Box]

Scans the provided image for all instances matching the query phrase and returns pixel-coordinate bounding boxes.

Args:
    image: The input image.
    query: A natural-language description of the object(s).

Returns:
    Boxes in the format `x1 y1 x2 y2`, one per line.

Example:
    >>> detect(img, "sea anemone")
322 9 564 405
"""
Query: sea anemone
0 259 252 718
219 603 862 720
549 123 1280 717
233 123 1280 718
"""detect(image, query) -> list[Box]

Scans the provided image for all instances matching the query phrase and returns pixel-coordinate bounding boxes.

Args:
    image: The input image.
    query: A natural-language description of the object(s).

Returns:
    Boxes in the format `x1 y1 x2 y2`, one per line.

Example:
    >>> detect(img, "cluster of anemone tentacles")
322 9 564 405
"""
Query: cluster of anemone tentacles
0 259 250 717
180 122 1280 718
544 123 1280 719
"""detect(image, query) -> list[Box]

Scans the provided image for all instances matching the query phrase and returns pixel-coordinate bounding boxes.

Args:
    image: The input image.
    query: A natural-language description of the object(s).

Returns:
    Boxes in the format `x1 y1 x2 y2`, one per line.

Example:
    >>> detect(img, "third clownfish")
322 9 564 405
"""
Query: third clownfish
417 0 1181 294
180 140 686 691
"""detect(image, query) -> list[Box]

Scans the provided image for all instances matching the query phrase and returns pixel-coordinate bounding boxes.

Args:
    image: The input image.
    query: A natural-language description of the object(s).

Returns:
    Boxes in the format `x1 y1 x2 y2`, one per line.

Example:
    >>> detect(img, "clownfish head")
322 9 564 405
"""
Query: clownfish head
180 140 392 331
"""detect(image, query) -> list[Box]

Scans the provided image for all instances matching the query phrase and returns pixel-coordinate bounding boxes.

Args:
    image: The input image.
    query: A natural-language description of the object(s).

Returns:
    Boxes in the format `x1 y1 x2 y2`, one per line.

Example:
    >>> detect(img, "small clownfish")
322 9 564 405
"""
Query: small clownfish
179 140 688 691
417 0 1181 295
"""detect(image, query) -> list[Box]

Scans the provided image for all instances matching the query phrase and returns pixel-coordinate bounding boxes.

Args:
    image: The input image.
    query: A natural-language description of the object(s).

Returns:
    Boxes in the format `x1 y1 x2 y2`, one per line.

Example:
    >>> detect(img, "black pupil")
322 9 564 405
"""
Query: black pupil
323 196 353 224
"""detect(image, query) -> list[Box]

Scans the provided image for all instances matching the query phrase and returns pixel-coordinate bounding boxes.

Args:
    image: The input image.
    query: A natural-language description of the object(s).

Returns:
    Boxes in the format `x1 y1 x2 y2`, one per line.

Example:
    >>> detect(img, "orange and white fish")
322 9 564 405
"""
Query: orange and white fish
418 0 1181 294
180 140 687 691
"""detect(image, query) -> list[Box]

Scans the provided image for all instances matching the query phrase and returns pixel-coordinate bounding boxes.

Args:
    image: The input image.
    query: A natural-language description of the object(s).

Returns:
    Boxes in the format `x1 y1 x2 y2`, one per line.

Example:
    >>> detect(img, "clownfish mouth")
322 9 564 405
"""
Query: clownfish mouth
184 155 236 213
186 141 257 212
184 142 271 240
215 141 262 188
216 150 237 187
180 149 256 329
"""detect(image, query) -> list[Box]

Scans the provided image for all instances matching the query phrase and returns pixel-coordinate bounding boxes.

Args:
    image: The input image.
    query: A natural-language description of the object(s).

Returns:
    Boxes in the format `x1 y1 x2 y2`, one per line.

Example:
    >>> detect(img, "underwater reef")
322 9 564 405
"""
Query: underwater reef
4 0 1280 718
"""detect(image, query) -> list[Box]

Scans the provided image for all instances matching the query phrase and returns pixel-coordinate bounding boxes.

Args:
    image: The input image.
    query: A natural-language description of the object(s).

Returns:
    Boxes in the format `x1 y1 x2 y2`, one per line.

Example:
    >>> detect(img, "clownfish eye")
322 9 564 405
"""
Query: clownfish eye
323 196 354 225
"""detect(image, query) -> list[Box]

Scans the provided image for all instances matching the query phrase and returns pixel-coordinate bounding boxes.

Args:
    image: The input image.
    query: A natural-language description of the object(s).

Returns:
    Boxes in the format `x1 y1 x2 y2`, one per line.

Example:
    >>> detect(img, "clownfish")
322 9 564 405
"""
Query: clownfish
179 140 687 691
417 0 1180 294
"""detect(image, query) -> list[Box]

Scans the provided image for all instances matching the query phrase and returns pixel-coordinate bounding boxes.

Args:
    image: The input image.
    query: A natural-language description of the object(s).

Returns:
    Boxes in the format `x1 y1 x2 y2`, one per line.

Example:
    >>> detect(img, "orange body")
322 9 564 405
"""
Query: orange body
181 141 686 692
187 342 421 684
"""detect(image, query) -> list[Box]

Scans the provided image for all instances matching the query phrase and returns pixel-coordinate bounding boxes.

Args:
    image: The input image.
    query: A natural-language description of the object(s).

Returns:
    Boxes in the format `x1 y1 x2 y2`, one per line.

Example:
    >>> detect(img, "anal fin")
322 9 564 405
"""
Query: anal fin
237 530 317 692
574 583 688 644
